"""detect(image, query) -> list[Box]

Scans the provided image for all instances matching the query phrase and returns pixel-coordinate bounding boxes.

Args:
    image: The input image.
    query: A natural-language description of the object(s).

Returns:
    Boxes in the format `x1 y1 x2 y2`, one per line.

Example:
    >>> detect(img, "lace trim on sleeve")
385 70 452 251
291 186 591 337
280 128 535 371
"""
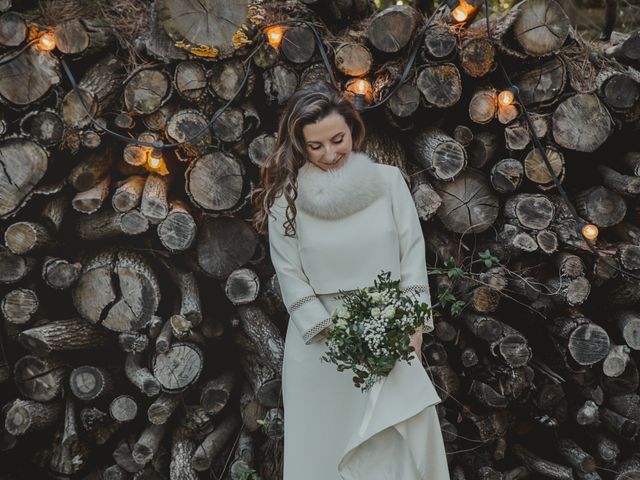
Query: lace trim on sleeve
289 294 318 313
302 317 333 345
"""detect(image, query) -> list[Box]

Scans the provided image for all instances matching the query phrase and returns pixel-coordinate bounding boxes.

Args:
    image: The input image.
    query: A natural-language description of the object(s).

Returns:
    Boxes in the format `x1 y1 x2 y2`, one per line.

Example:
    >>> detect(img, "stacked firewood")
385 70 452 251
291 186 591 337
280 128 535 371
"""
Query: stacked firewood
1 0 640 478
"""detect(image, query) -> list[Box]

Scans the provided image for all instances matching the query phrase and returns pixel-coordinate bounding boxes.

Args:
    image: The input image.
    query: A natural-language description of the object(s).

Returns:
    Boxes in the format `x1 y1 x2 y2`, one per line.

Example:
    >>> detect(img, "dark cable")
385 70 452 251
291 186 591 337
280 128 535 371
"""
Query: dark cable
0 38 39 66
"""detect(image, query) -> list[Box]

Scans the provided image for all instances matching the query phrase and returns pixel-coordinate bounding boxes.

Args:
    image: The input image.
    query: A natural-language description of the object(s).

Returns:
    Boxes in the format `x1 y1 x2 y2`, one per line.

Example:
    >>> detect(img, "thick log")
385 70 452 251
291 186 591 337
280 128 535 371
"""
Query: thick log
388 83 420 118
125 353 161 397
597 165 640 196
20 110 65 147
237 304 284 373
423 24 457 59
132 423 166 466
280 26 315 64
510 443 573 480
72 250 160 332
18 318 109 354
512 0 570 55
416 63 462 108
156 0 251 60
14 355 67 402
157 199 197 252
185 150 244 211
469 89 497 124
169 426 198 480
0 46 59 107
523 146 565 190
54 18 115 56
71 175 111 214
42 257 82 290
516 57 566 107
552 94 613 152
545 276 591 307
61 54 124 129
490 158 523 193
152 343 203 393
69 366 115 402
504 114 548 150
112 175 146 212
1 287 39 325
0 11 25 46
263 64 298 105
367 5 420 53
410 127 466 181
504 194 555 230
576 186 626 228
118 332 149 353
4 221 55 256
109 396 138 423
614 310 640 350
0 139 49 219
200 371 236 416
226 268 260 305
192 216 258 279
165 109 212 154
124 68 172 115
174 61 207 101
467 131 499 169
74 207 149 240
335 43 372 76
603 344 631 378
148 393 181 425
5 399 63 436
141 173 172 224
459 37 495 78
434 169 499 234
191 415 241 471
68 145 115 192
0 246 35 284
550 314 610 366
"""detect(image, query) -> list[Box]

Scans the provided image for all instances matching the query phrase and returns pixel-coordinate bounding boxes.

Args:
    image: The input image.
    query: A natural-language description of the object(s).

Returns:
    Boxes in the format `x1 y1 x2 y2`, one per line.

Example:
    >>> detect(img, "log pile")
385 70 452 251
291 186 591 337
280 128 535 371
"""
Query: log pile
1 0 640 478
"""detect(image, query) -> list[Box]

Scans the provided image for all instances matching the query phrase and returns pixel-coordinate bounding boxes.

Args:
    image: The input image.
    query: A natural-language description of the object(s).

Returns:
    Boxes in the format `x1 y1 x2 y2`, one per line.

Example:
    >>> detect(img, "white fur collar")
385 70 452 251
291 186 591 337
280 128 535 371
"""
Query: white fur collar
295 151 385 220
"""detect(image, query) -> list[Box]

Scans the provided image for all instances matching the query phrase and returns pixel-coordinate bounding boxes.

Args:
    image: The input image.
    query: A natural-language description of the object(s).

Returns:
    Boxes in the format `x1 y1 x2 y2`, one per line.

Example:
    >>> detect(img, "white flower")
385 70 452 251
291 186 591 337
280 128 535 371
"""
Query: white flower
382 306 396 319
371 307 381 317
369 292 382 303
336 306 349 319
336 318 348 329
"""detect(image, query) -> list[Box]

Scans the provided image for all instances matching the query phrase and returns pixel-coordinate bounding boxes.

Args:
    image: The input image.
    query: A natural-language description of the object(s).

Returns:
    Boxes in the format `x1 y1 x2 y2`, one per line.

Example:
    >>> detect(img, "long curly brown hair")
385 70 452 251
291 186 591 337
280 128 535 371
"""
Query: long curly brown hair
250 81 365 237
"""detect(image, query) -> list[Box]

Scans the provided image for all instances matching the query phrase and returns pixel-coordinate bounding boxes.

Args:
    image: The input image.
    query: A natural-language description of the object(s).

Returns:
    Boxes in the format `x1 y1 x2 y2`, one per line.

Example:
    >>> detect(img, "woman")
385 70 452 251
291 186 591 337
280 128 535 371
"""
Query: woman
251 81 450 480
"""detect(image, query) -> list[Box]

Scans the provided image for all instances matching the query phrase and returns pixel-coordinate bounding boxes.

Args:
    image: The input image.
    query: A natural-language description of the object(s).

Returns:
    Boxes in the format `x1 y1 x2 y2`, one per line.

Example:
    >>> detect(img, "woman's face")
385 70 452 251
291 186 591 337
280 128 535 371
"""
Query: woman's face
302 111 353 171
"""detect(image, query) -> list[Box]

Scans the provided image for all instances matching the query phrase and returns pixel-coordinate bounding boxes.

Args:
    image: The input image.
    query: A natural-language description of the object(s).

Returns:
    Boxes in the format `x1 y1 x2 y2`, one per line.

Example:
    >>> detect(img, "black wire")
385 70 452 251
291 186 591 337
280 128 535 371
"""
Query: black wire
482 0 640 284
60 53 254 150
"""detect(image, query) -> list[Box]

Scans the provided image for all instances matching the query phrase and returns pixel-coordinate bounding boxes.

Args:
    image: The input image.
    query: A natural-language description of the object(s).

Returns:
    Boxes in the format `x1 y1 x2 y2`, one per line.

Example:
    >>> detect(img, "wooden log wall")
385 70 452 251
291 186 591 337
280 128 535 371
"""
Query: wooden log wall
1 0 640 478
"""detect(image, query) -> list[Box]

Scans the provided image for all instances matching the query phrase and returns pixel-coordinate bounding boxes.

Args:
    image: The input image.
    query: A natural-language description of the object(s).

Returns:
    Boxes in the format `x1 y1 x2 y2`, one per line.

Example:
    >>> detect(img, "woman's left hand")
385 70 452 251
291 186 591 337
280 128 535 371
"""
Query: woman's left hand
409 326 424 354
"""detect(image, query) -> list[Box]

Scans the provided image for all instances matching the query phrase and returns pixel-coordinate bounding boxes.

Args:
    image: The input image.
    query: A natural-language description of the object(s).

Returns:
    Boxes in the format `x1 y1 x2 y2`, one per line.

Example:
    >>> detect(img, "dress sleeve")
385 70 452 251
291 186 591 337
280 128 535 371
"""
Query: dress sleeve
390 167 435 333
268 200 333 345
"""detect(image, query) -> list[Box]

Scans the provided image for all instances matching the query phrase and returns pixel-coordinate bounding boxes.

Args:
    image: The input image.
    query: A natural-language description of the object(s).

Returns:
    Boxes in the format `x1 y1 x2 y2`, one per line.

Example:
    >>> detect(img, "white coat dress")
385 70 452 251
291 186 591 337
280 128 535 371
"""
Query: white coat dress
267 151 450 480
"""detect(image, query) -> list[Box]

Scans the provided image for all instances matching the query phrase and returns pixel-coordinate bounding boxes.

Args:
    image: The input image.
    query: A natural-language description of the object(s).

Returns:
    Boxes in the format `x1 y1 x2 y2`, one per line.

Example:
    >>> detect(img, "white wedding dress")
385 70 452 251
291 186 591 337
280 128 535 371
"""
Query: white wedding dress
268 151 451 479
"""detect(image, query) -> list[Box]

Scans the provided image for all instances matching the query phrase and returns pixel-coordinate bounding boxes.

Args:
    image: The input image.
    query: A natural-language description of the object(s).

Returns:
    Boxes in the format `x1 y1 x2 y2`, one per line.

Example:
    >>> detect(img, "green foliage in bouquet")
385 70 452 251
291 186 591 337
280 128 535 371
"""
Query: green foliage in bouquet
320 271 436 392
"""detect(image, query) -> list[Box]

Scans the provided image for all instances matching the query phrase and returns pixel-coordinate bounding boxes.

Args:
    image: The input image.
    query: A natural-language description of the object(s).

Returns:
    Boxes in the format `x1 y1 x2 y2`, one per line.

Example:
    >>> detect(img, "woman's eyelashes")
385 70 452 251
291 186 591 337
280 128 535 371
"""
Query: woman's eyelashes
309 137 344 150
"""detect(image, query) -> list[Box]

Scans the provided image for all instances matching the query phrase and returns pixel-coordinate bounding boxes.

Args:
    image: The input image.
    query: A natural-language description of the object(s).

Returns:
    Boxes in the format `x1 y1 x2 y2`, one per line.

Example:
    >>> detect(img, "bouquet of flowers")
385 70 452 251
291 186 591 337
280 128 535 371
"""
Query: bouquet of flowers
320 271 435 392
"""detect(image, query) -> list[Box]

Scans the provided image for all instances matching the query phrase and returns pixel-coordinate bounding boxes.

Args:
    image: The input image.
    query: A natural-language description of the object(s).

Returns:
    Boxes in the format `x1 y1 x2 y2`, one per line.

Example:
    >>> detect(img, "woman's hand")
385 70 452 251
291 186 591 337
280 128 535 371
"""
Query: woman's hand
409 326 425 354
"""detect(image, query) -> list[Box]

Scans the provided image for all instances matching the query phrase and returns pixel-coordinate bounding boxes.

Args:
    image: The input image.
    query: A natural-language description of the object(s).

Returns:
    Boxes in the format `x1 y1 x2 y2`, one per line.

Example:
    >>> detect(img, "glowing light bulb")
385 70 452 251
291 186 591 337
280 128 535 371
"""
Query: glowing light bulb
354 79 369 95
451 0 477 23
265 26 285 49
499 89 515 106
582 224 599 241
452 7 468 22
148 148 163 169
37 32 56 52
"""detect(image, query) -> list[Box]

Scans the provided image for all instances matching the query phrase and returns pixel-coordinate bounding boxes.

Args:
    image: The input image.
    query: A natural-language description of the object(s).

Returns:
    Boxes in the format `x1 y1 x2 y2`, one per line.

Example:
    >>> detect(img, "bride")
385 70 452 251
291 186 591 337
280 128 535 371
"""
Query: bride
251 80 450 480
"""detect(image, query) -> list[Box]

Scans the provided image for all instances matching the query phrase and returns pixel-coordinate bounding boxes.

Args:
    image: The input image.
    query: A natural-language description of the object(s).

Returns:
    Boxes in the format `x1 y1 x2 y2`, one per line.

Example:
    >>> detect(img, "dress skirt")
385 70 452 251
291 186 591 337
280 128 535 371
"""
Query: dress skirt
282 291 450 480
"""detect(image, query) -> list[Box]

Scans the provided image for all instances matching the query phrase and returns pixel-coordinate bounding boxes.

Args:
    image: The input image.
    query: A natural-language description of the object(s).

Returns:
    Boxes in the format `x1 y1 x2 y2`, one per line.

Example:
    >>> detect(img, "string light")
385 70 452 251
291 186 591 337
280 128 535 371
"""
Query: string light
146 148 169 175
498 86 518 107
581 223 599 241
37 32 56 52
347 78 372 111
451 0 479 23
264 26 286 49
